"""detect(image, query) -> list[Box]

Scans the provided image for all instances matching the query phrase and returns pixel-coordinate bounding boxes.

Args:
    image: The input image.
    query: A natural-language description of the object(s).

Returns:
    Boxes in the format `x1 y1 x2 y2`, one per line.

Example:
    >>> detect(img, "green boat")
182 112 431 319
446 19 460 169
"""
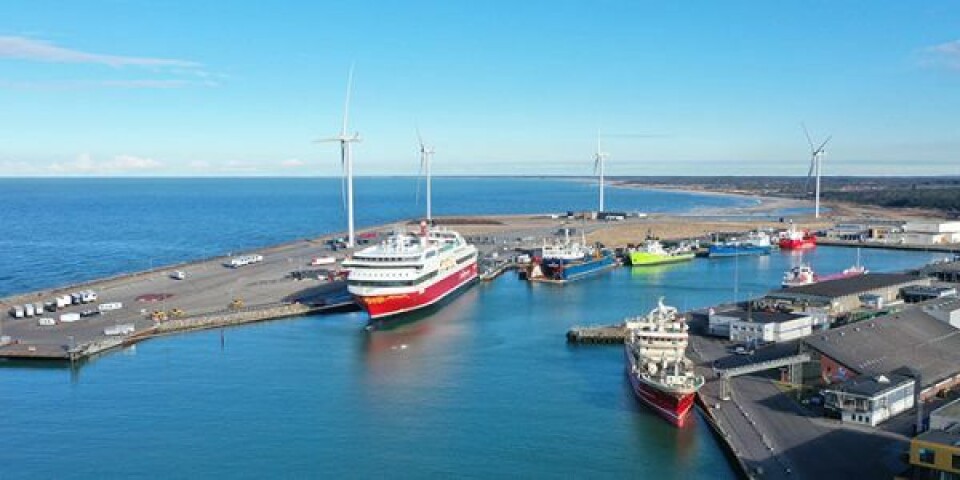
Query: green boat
629 239 696 266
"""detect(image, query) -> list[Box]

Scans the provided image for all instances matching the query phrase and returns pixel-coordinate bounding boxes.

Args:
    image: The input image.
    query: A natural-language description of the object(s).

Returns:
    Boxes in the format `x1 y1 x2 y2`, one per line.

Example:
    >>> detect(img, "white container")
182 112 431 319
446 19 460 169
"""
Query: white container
98 302 123 312
104 324 135 336
171 270 186 280
37 317 56 326
81 291 98 303
59 312 81 323
34 303 44 315
10 306 24 318
24 304 35 317
56 296 71 308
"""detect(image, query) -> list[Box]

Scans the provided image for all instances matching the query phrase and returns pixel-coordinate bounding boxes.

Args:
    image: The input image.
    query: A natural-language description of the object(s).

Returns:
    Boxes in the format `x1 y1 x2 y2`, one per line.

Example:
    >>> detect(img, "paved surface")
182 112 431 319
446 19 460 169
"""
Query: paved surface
690 333 910 479
0 215 628 358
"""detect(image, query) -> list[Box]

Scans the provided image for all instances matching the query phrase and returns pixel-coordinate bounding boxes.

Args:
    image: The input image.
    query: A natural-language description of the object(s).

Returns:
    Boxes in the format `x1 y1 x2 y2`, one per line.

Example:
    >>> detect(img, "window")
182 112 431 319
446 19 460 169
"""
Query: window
918 447 936 464
953 454 960 470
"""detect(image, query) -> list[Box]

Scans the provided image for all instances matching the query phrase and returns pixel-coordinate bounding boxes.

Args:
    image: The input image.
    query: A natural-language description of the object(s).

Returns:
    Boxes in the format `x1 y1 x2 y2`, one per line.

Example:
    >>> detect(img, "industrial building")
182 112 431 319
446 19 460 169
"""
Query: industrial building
916 259 960 285
708 308 814 343
921 296 960 329
763 273 930 317
903 285 958 303
909 429 960 479
891 221 960 245
803 305 960 401
821 372 915 426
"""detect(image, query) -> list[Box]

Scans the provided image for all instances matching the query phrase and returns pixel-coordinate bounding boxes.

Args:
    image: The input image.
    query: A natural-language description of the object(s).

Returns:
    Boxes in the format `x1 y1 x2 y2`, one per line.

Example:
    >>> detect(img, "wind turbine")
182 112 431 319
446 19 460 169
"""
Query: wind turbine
802 124 831 219
317 65 361 247
594 130 609 213
416 129 435 223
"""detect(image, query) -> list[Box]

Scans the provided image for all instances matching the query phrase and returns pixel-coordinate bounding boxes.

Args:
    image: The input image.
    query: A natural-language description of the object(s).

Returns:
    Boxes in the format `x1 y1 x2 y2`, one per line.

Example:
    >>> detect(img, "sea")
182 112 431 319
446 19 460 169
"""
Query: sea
0 177 947 478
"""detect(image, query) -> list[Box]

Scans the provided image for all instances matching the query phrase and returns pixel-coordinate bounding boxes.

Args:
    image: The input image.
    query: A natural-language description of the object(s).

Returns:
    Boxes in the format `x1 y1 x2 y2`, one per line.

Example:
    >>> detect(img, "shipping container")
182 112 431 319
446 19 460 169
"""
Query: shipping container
10 306 24 318
37 317 56 326
24 304 35 317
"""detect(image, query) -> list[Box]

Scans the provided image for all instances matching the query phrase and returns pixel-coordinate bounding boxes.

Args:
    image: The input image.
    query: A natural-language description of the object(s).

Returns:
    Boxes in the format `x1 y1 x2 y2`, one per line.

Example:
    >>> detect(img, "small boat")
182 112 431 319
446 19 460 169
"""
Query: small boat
629 239 695 266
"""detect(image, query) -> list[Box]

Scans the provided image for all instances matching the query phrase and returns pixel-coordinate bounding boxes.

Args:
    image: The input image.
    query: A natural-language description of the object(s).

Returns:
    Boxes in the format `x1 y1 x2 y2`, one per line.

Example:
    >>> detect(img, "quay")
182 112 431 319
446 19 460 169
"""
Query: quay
817 237 960 253
566 324 626 344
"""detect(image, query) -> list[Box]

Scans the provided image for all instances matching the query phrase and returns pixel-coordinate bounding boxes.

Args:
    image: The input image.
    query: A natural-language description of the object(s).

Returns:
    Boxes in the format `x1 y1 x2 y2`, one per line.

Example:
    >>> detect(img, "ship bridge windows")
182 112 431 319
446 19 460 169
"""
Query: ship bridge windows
348 270 438 288
456 252 477 264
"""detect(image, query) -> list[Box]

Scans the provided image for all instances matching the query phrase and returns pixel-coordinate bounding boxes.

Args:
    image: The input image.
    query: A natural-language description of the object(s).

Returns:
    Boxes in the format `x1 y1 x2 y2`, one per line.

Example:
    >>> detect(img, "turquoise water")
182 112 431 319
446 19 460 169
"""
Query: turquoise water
0 177 756 297
0 243 944 478
0 178 944 478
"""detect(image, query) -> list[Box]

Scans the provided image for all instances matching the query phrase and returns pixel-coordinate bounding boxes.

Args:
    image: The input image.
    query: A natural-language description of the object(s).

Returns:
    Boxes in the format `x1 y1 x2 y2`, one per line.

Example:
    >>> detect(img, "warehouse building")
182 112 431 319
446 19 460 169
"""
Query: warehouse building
891 221 960 245
802 306 960 401
929 397 960 431
909 429 960 480
763 273 930 317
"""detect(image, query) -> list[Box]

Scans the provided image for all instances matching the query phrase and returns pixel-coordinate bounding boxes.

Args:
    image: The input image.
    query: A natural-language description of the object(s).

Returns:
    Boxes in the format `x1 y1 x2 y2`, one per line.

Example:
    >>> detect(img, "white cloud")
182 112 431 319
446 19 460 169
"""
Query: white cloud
47 153 164 174
0 35 197 68
919 39 960 71
281 158 305 168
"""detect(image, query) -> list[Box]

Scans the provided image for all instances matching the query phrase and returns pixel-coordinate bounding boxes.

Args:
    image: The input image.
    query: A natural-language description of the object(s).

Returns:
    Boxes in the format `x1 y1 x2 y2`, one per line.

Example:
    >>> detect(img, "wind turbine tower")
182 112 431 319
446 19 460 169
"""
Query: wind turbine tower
417 130 435 223
594 131 609 213
319 66 362 247
802 124 832 219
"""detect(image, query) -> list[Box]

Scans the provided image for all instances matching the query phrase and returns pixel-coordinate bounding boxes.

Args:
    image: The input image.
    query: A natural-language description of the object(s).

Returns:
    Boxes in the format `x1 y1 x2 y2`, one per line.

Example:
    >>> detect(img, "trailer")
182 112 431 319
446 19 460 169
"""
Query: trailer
104 324 135 336
98 302 123 312
59 312 81 323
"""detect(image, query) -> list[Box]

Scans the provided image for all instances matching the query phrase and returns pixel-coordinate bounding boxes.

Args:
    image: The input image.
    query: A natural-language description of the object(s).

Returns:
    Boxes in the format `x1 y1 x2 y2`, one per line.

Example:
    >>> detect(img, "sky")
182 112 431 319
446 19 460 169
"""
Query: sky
0 1 958 177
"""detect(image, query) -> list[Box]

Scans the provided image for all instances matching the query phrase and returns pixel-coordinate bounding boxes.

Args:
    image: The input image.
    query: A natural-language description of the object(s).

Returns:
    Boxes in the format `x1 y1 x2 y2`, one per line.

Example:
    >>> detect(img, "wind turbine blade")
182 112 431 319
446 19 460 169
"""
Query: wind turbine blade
342 63 355 137
416 126 425 152
415 153 423 207
817 135 832 153
314 137 342 143
803 157 815 193
802 123 815 152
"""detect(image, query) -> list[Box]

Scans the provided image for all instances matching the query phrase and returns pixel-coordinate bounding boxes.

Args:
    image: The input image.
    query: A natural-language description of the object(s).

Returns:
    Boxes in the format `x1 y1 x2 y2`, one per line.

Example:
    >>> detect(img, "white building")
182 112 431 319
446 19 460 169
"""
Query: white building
708 309 814 343
822 373 916 427
892 221 960 245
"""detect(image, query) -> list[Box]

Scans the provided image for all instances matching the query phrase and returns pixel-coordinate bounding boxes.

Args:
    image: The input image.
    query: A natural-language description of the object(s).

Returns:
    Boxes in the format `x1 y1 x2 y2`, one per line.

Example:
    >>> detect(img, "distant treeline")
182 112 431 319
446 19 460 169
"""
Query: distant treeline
615 176 960 214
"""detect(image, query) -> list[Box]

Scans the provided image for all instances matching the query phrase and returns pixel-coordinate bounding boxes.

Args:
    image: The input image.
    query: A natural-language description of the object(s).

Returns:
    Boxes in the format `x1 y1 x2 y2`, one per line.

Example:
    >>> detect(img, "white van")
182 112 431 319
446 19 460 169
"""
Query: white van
59 312 81 323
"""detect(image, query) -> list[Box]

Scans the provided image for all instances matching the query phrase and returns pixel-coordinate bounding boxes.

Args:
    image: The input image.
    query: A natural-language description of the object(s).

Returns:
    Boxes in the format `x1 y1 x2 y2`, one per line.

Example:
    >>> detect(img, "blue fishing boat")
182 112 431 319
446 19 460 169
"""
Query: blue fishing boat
708 231 772 257
528 231 617 282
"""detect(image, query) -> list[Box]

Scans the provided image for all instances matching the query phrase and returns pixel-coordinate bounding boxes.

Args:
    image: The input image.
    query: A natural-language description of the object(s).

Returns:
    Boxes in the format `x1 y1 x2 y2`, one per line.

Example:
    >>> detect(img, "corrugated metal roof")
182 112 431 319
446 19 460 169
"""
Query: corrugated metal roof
775 273 925 299
803 307 960 386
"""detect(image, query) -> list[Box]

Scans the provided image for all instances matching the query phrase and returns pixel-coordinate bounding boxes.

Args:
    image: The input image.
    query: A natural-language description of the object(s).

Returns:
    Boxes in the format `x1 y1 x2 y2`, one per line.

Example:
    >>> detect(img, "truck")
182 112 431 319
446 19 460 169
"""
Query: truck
170 270 186 280
80 291 98 303
59 312 81 323
10 306 24 318
56 295 71 308
228 254 264 268
24 303 35 317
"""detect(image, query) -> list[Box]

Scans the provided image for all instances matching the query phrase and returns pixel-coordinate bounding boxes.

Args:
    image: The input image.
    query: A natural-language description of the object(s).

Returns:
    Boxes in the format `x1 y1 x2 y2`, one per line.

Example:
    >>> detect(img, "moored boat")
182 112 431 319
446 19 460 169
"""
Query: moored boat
708 231 772 257
629 239 696 266
343 223 478 324
778 223 816 250
527 231 616 282
624 298 705 426
782 264 816 288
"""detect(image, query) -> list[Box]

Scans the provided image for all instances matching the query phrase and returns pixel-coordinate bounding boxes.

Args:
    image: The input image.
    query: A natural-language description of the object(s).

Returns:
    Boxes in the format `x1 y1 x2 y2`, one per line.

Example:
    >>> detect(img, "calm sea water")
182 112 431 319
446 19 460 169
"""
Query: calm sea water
0 178 944 478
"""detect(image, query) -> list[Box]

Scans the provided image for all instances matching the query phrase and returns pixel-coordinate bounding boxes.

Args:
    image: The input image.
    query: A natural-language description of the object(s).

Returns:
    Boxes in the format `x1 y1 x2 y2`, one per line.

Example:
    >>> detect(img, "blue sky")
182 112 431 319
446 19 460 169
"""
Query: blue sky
1 1 958 176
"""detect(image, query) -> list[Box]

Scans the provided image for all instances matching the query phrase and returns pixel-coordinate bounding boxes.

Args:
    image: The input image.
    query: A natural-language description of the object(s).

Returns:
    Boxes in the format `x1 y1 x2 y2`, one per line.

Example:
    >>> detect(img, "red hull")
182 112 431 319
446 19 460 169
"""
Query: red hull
625 352 697 426
354 262 478 319
778 237 816 250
